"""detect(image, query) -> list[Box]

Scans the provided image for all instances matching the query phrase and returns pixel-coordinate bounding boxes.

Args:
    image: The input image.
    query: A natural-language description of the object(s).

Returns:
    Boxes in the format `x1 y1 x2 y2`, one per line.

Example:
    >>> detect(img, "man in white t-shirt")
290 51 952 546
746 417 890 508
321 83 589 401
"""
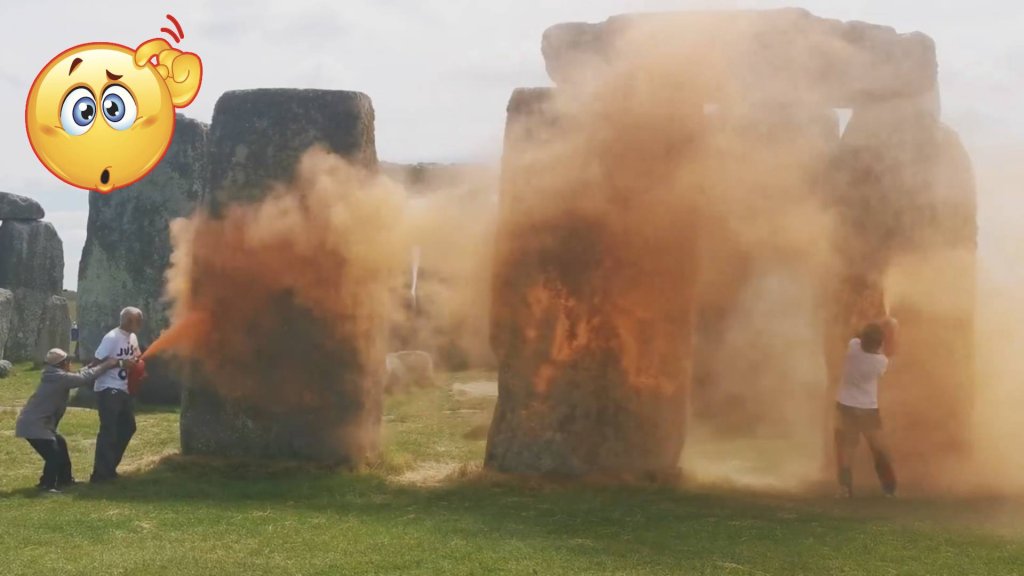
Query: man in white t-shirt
835 318 899 498
89 307 142 483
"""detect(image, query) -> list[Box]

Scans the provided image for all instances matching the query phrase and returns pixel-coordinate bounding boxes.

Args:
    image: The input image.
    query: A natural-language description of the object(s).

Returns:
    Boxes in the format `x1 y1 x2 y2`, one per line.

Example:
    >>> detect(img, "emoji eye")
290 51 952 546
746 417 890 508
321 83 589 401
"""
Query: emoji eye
101 85 137 131
59 87 96 136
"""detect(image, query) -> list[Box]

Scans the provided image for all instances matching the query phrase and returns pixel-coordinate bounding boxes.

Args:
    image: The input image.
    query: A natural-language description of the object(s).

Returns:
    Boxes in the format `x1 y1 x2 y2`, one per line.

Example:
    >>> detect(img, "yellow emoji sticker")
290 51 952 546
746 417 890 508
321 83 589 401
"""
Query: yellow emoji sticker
25 15 202 194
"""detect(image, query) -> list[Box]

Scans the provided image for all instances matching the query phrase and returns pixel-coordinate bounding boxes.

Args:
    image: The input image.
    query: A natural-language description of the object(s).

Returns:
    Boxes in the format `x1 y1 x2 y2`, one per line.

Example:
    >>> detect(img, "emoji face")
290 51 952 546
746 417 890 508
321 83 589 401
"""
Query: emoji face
26 43 175 193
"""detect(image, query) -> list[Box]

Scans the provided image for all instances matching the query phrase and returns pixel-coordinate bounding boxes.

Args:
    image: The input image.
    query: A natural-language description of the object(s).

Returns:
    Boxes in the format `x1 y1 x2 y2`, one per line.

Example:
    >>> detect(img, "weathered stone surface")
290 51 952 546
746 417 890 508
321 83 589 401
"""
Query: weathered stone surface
0 191 45 220
77 115 208 404
0 289 11 360
485 88 697 478
827 98 976 490
206 89 377 214
543 9 937 107
180 89 382 464
181 295 377 464
32 295 71 364
0 360 11 378
0 220 63 293
0 220 64 361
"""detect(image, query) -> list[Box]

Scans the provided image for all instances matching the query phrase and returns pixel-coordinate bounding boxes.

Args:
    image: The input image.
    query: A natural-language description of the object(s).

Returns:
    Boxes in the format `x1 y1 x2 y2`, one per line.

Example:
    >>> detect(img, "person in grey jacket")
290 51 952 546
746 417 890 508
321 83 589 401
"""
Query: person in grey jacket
15 349 119 492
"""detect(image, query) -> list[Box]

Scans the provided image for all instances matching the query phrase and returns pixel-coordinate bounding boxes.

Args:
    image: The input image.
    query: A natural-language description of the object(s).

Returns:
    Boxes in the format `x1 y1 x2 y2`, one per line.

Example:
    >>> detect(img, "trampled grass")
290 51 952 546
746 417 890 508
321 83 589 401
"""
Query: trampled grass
1 364 1023 575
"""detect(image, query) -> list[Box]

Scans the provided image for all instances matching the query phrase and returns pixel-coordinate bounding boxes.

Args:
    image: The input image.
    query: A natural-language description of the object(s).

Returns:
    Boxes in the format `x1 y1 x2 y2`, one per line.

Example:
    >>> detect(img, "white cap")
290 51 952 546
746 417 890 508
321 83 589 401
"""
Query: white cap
45 348 69 366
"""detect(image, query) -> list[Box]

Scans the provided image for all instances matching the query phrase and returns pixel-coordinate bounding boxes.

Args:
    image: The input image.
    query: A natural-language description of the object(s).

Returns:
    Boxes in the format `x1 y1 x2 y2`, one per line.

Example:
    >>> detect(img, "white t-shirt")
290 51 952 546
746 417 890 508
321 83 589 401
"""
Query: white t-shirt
836 338 889 409
93 328 140 392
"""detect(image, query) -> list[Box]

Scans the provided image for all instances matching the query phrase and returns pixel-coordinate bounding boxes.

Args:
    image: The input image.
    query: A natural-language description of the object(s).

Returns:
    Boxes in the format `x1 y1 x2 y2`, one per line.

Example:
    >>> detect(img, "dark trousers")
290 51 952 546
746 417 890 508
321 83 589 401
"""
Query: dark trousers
834 405 897 496
91 389 136 481
27 435 72 489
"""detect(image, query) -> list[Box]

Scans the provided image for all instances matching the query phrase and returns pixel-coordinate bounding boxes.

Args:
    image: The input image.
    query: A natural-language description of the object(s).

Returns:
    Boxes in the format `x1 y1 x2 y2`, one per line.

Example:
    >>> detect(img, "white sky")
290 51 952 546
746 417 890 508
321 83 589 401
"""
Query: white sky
2 0 1021 290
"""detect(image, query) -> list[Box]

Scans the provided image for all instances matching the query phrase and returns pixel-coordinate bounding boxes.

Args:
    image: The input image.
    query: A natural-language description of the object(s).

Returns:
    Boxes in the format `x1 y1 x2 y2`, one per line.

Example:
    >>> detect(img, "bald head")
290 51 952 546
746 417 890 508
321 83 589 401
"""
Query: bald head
120 307 144 333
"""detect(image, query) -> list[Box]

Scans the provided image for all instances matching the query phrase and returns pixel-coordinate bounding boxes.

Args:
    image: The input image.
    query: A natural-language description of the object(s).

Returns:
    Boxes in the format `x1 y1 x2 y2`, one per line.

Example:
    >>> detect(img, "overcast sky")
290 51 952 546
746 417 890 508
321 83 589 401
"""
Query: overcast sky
2 0 1021 290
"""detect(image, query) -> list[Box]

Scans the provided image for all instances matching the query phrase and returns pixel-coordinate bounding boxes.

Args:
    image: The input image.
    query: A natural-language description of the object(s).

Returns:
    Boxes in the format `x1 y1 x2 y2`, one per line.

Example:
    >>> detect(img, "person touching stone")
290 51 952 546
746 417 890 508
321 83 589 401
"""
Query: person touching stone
834 318 900 498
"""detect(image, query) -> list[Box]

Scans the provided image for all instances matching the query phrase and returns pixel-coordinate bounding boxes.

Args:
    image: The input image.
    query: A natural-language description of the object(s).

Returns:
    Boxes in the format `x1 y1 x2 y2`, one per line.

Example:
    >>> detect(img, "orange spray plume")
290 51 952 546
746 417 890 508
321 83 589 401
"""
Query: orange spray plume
142 311 211 360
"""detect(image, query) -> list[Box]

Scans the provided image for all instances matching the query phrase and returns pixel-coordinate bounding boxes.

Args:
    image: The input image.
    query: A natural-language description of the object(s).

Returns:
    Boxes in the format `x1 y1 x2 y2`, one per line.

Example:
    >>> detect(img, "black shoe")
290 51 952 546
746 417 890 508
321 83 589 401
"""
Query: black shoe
57 478 79 489
89 475 115 484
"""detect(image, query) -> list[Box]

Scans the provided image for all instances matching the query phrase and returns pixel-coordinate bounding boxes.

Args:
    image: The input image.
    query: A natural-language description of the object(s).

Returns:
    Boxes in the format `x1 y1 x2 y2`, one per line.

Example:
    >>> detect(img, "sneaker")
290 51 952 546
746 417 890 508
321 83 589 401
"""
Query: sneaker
835 486 853 499
45 488 62 494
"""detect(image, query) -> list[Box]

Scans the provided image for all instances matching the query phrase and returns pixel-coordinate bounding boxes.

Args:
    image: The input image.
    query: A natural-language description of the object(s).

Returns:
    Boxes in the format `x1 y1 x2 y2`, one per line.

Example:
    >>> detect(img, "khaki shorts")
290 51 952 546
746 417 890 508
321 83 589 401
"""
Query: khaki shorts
836 402 882 438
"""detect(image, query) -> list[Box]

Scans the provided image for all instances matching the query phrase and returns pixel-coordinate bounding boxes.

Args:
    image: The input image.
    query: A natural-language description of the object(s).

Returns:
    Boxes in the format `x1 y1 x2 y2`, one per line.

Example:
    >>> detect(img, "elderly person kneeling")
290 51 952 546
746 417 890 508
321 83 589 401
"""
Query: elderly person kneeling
15 349 119 492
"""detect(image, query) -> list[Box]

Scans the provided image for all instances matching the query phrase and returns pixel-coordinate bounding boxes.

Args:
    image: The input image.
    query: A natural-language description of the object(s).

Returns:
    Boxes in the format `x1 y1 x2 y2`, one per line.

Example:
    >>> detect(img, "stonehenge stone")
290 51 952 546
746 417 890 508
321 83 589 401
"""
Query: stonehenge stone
0 191 45 220
77 114 208 404
0 360 11 378
180 89 382 465
0 220 66 361
542 9 937 108
33 295 71 364
485 88 698 478
0 220 63 294
205 89 377 214
0 288 12 360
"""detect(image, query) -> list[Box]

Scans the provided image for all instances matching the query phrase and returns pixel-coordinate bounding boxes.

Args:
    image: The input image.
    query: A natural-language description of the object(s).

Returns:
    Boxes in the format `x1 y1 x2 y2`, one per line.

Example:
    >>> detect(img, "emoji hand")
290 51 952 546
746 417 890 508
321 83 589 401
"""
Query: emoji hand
134 38 202 107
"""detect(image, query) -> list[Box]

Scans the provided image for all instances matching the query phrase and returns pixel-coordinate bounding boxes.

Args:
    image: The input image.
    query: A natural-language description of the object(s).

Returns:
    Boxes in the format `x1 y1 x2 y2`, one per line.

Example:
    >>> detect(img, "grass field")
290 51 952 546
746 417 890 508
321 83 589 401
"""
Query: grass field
2 364 1024 575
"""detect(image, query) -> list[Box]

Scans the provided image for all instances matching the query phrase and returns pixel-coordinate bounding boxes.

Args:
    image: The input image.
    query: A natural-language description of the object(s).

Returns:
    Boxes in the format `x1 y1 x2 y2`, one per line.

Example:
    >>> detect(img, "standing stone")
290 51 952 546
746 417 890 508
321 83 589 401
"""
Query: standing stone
180 89 382 464
0 360 11 378
76 115 208 404
485 88 699 478
0 191 45 220
205 89 377 214
0 288 12 360
0 220 65 361
0 220 63 293
33 295 71 363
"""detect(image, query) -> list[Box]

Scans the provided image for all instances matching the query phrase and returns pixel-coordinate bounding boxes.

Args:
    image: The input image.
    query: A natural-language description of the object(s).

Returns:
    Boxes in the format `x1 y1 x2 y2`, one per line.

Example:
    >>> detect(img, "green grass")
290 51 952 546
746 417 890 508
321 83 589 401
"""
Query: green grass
2 366 1024 575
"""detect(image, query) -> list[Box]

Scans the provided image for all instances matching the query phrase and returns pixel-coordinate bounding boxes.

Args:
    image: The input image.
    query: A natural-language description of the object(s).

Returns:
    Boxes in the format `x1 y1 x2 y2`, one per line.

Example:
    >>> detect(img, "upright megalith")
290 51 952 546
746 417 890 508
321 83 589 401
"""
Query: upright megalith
33 295 71 363
180 89 382 465
485 87 700 478
77 115 208 404
205 89 377 214
0 219 66 362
